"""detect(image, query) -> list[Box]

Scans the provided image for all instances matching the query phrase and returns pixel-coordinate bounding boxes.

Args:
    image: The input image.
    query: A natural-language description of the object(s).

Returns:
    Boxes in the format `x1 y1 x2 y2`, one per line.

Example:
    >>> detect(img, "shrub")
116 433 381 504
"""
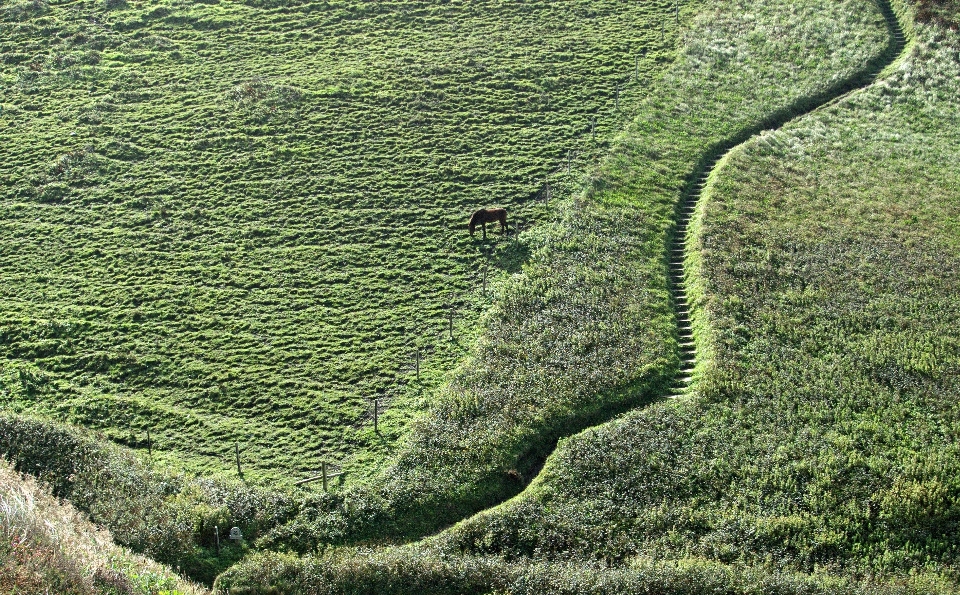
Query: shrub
0 414 295 585
0 457 206 594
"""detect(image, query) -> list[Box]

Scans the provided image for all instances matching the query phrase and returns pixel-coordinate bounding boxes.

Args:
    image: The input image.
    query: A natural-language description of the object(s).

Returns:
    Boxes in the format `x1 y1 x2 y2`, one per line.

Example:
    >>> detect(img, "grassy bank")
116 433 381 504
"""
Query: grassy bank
5 0 954 590
0 414 297 584
0 457 206 594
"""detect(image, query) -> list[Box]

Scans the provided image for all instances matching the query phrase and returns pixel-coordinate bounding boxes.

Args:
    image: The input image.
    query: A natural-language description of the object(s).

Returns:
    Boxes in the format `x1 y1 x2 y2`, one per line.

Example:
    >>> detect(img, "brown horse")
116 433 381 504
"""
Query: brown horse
469 207 508 239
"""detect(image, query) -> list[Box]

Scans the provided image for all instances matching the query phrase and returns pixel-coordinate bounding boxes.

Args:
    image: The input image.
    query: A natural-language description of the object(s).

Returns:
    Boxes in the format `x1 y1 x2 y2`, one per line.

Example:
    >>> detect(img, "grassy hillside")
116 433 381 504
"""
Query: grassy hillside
219 0 960 593
5 0 957 591
0 457 205 595
0 0 681 482
248 0 892 546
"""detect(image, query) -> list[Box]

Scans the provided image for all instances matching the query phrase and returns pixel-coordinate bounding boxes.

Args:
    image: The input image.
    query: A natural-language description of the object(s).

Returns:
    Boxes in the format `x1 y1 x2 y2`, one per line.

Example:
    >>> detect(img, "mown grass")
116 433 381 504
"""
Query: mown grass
0 456 206 595
0 0 682 482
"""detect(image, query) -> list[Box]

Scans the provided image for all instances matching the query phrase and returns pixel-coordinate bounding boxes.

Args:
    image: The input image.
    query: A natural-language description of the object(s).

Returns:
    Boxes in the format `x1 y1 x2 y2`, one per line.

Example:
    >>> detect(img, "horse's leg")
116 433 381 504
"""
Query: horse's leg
482 221 487 239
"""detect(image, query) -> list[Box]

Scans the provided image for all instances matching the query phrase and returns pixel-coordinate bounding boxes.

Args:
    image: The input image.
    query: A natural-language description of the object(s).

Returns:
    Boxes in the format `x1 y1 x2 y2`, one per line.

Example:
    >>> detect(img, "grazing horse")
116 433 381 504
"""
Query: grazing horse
469 207 508 239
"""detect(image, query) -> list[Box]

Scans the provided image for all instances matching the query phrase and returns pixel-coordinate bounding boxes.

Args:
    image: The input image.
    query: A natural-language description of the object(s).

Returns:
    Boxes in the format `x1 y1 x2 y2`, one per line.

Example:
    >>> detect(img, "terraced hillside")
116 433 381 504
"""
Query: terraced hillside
0 0 685 481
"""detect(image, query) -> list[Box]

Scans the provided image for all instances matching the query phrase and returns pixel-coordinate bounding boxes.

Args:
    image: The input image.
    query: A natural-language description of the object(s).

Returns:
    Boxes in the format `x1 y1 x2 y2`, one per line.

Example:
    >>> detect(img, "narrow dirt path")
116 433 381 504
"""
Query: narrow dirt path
425 0 911 539
666 0 907 398
412 0 911 549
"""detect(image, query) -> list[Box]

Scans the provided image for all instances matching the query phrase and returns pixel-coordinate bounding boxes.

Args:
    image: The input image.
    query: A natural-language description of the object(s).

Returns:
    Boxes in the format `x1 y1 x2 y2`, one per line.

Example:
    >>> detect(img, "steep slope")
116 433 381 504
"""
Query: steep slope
213 2 950 593
245 0 894 548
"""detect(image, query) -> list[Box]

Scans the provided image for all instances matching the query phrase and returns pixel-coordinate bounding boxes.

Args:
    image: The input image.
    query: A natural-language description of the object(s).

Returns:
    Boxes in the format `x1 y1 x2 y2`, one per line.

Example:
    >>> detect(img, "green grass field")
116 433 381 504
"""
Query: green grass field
2 0 959 591
0 0 686 481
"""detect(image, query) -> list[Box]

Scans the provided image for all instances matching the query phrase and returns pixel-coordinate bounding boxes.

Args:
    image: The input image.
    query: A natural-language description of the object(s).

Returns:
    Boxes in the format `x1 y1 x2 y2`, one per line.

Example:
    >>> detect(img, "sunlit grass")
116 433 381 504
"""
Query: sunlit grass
0 0 680 482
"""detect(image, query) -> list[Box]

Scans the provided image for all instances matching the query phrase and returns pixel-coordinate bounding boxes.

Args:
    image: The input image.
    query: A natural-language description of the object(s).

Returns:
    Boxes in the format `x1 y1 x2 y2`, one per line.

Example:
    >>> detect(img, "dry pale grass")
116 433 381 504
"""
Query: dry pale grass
0 459 207 595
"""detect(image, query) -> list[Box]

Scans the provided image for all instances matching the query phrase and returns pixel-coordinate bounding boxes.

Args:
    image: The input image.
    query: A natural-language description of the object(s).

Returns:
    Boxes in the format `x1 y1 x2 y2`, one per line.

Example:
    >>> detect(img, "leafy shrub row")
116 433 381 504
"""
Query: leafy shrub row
214 548 956 595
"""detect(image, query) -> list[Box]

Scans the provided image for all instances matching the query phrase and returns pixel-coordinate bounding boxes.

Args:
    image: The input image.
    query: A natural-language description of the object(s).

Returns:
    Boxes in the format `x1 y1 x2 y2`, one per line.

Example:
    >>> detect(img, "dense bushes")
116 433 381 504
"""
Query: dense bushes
0 414 294 584
214 548 957 595
915 0 960 28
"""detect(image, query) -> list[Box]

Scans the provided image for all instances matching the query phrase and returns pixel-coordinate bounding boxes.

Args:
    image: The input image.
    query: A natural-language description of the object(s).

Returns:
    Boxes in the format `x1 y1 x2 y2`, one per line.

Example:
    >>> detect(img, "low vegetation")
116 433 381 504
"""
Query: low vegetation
0 456 205 594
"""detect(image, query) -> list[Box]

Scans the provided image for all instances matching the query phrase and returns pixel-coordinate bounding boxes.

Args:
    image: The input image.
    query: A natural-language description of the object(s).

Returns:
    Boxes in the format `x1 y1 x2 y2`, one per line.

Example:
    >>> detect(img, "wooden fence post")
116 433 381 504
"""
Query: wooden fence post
321 461 328 492
482 258 488 296
415 348 421 381
235 443 242 477
373 399 379 433
448 305 454 339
